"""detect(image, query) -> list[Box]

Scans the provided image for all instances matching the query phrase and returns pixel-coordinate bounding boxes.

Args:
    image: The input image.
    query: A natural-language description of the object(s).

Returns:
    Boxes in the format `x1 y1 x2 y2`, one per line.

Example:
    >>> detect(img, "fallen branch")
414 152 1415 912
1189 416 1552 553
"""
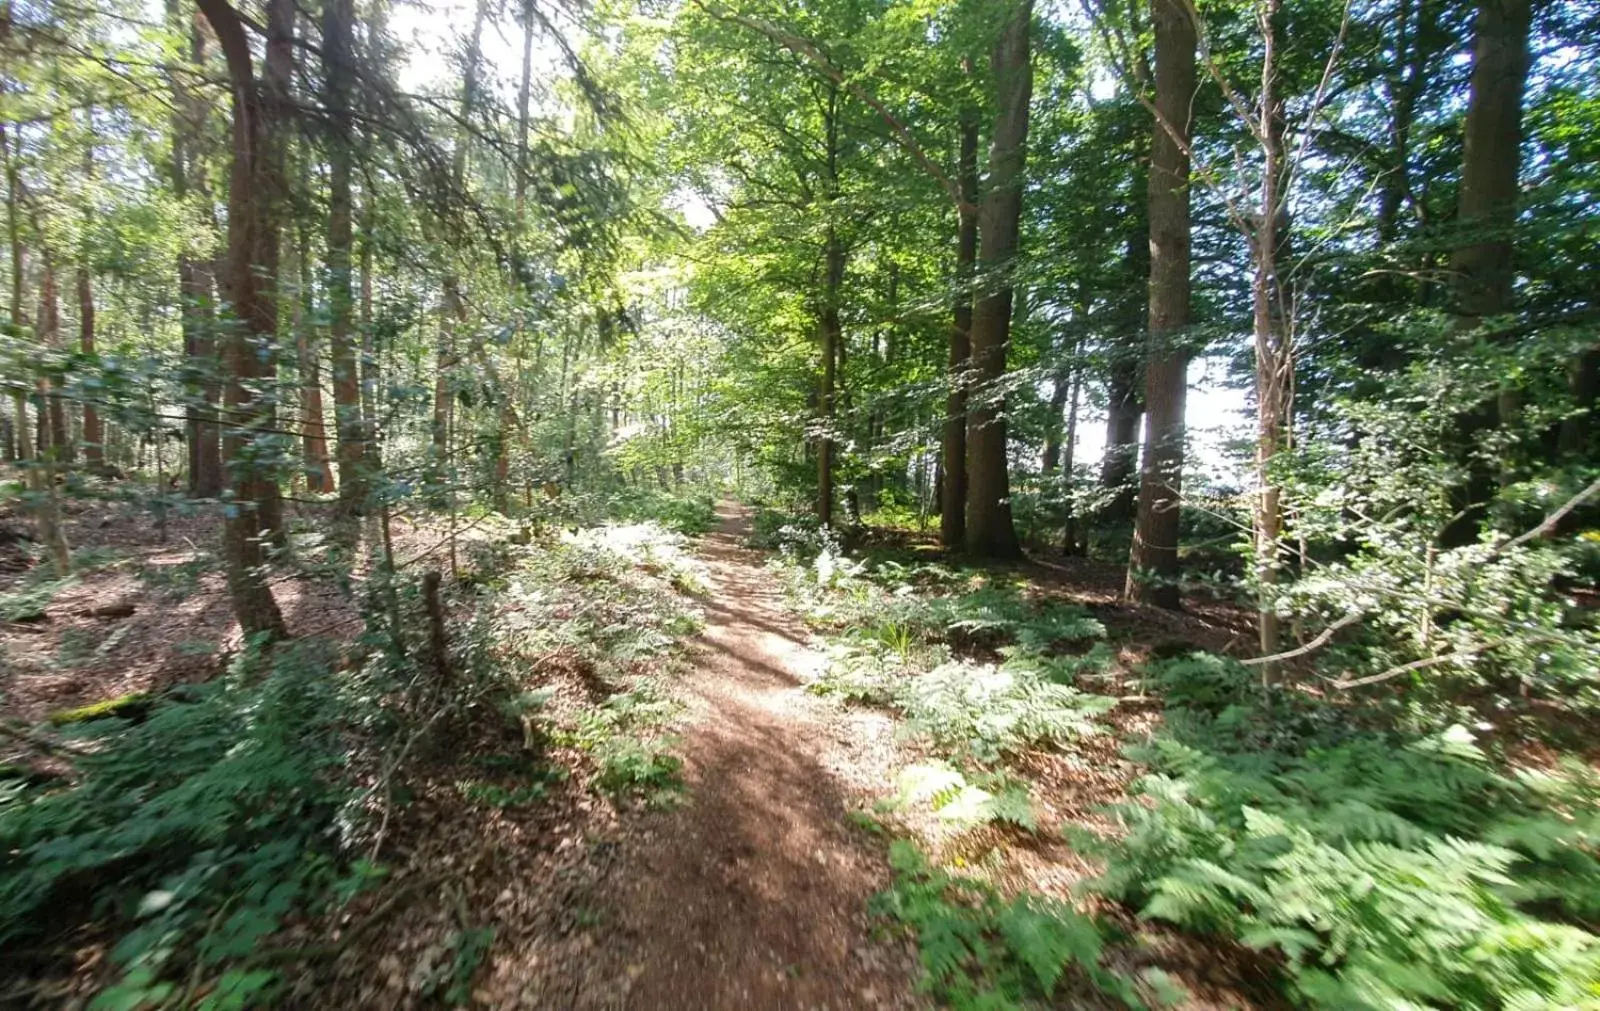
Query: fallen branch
1241 609 1363 667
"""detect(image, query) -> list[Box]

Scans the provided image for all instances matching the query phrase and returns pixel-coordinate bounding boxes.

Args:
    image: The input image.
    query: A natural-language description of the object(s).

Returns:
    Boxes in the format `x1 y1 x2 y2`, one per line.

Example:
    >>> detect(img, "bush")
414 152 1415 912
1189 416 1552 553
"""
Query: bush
608 488 719 535
0 641 374 1006
873 840 1147 1009
1079 653 1600 1010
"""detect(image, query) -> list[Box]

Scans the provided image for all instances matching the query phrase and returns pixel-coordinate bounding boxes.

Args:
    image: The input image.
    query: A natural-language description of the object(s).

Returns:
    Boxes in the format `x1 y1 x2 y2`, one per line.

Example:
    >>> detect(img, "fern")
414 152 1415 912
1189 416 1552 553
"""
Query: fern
1081 653 1600 1009
873 841 1144 1009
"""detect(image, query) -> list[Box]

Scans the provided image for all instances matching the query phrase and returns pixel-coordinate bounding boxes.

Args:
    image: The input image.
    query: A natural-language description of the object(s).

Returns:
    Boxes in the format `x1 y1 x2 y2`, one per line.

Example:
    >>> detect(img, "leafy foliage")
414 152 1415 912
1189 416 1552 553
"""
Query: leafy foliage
1080 653 1600 1009
0 641 370 1003
873 840 1146 1009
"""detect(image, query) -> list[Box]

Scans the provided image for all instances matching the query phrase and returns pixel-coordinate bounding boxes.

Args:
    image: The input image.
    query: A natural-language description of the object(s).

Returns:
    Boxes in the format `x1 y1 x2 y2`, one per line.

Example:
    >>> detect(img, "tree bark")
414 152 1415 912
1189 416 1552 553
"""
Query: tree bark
77 265 101 467
323 0 363 521
963 0 1031 559
37 261 70 462
1125 0 1195 608
941 97 979 549
196 0 287 638
1440 0 1534 546
1251 0 1291 667
817 225 845 528
1451 0 1532 325
171 5 222 496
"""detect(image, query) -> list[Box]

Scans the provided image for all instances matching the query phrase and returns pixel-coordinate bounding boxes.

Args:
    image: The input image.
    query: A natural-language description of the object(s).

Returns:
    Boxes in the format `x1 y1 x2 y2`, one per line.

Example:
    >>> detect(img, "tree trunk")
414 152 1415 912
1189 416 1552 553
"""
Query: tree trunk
1100 357 1142 522
1440 0 1533 546
77 265 101 467
434 0 488 470
1101 156 1149 525
1252 0 1291 668
1042 372 1069 473
817 225 844 527
963 0 1031 559
293 219 335 494
196 0 287 638
941 98 979 549
37 261 71 462
1126 0 1195 608
172 6 223 497
324 0 364 522
1062 365 1083 556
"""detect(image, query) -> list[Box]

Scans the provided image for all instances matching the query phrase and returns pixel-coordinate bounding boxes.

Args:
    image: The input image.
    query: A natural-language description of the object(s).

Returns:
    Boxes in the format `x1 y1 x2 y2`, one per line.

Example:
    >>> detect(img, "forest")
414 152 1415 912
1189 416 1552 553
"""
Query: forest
0 0 1597 1004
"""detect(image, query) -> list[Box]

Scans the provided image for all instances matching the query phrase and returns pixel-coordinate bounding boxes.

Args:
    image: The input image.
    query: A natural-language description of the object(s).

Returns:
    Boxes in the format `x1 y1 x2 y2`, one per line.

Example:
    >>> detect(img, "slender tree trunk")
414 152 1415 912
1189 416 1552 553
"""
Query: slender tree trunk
38 261 70 462
963 0 1032 559
325 0 364 522
77 265 101 467
1042 372 1069 473
174 8 222 496
1126 0 1196 608
818 226 844 526
941 98 978 549
292 219 335 494
434 0 488 471
1101 162 1149 525
1062 365 1083 555
1252 0 1291 668
196 0 287 638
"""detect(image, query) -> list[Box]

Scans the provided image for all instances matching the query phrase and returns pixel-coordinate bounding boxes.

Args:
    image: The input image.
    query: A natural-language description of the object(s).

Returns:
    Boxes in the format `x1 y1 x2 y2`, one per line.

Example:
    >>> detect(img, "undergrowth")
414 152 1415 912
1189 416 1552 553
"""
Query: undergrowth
874 839 1164 1009
0 515 707 1005
1079 652 1600 1009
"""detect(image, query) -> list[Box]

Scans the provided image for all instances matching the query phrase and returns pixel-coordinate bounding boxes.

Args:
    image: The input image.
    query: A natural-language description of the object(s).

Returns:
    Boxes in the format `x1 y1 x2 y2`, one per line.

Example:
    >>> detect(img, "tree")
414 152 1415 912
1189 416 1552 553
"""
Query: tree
325 0 366 526
962 0 1032 559
941 100 978 549
196 0 288 638
1125 0 1195 608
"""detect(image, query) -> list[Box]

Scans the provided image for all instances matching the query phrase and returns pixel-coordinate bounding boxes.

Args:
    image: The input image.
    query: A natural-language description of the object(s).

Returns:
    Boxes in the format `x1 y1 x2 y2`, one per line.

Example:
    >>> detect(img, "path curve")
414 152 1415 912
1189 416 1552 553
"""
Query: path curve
589 503 917 1009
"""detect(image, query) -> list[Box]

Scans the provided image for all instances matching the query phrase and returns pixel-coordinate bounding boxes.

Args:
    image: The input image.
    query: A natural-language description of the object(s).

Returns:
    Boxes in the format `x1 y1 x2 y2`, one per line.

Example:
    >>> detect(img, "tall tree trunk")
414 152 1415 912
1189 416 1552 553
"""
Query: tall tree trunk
434 0 488 468
37 261 70 462
174 7 223 496
1042 371 1069 473
1101 158 1149 525
1252 0 1291 668
1062 364 1083 556
1451 0 1531 326
1100 358 1142 522
196 0 287 638
77 265 100 467
941 97 979 549
78 131 102 470
293 218 335 494
324 0 364 522
963 0 1032 559
1126 0 1195 608
818 226 844 527
1441 0 1534 546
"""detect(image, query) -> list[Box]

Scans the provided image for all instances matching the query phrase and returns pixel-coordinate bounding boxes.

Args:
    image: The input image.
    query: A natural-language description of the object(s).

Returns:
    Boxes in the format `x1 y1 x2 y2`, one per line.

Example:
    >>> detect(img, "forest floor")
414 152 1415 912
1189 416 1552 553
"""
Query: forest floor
2 496 1275 1009
549 503 924 1008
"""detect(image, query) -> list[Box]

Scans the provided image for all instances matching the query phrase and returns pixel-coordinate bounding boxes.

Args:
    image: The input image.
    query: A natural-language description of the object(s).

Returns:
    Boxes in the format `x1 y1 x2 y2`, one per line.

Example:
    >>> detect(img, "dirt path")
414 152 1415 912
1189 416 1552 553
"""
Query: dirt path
581 503 918 1009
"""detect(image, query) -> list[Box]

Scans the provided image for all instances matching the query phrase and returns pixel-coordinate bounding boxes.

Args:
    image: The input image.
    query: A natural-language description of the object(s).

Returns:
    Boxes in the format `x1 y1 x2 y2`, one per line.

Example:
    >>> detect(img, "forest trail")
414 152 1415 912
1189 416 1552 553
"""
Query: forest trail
583 503 918 1009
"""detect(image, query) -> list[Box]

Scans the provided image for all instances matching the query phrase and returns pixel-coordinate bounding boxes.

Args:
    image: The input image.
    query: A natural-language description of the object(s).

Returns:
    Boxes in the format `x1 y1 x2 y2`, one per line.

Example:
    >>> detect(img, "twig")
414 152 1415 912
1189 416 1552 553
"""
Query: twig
1241 609 1362 667
1327 641 1503 690
1490 475 1600 558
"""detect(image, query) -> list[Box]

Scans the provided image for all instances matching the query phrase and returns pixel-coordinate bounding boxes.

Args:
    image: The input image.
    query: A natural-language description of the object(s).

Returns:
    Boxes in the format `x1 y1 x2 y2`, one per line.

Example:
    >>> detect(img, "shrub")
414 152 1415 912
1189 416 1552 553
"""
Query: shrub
873 840 1147 1009
1080 653 1600 1010
0 641 373 1005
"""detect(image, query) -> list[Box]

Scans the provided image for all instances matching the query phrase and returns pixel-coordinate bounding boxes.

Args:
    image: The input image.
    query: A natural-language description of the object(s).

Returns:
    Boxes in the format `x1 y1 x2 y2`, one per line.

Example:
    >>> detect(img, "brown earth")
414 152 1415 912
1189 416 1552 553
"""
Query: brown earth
518 503 922 1009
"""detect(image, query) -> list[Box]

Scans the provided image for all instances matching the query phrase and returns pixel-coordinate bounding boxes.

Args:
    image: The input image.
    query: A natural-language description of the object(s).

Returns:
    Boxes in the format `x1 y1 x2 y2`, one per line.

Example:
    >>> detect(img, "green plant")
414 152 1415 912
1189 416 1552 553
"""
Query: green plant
873 840 1144 1009
0 641 370 1001
899 659 1115 763
1079 653 1600 1009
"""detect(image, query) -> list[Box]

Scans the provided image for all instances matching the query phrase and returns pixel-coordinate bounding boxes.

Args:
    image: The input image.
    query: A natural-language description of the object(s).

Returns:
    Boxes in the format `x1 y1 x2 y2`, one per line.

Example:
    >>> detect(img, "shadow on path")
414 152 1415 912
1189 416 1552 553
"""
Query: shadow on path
586 503 916 1010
